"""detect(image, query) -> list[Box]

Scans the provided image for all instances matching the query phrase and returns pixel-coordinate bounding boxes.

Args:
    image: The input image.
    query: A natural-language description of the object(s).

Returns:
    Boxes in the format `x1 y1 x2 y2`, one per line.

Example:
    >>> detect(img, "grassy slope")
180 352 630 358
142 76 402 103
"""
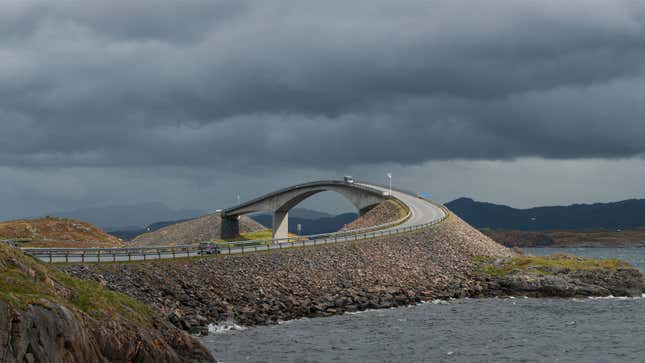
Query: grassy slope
0 217 123 248
474 254 631 277
0 242 152 325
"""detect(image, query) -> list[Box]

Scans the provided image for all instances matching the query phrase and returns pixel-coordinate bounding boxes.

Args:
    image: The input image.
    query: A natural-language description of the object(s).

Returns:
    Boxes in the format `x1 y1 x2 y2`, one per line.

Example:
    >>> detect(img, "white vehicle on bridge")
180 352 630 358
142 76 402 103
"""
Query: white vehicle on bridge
344 176 355 183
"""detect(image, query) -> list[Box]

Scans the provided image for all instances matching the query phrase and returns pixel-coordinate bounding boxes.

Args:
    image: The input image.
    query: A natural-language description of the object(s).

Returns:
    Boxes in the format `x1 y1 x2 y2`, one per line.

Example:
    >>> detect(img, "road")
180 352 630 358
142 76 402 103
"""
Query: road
23 182 446 263
356 182 445 229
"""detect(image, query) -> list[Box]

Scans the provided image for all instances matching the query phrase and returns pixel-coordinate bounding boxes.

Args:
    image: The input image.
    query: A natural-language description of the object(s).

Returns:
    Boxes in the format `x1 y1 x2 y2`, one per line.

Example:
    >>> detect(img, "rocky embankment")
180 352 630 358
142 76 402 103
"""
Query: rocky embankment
131 213 264 247
64 213 512 331
341 199 407 230
0 243 214 362
470 254 644 297
61 204 643 337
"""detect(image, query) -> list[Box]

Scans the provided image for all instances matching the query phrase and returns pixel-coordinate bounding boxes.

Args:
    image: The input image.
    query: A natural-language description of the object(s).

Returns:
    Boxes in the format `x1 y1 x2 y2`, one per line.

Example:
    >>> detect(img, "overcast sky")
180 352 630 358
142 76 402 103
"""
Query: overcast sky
2 0 645 219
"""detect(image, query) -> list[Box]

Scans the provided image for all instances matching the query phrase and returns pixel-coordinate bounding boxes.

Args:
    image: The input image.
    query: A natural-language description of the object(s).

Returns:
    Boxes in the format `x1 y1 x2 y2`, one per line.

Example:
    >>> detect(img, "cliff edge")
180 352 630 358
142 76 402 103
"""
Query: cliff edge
0 243 215 363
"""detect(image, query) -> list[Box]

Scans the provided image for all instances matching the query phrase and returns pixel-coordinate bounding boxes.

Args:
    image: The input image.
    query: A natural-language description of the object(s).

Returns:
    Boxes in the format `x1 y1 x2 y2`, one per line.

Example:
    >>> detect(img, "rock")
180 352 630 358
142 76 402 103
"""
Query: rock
60 213 520 328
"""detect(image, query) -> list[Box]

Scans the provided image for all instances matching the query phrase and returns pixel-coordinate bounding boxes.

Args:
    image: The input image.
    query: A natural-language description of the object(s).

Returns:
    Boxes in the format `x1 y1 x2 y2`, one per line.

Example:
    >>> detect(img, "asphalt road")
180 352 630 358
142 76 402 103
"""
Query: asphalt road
25 182 446 263
357 183 445 228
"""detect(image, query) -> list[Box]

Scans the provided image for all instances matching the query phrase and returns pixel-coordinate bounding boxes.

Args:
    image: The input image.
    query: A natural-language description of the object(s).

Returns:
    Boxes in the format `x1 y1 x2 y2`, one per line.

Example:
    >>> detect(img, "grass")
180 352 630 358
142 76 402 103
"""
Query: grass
219 229 275 242
388 198 410 220
0 243 154 325
475 254 631 277
218 229 302 245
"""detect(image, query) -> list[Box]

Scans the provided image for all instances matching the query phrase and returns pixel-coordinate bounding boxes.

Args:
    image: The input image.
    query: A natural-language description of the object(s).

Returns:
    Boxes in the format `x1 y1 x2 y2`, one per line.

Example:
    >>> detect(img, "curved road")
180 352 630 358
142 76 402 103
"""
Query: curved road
24 182 446 263
357 183 445 228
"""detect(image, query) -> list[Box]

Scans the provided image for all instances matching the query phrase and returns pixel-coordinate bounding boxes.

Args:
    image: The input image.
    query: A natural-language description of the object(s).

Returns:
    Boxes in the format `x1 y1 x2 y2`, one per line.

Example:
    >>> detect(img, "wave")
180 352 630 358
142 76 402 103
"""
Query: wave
207 321 248 334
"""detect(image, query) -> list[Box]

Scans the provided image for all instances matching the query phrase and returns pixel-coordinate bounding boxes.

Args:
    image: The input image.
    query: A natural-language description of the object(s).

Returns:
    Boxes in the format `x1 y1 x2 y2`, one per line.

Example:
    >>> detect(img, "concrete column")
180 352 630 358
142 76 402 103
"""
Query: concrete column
220 215 240 239
272 210 289 240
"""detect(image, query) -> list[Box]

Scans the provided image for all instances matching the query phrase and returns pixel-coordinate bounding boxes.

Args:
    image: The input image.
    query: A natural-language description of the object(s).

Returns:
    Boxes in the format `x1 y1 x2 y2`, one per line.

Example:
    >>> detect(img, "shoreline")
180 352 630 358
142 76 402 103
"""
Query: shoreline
202 292 645 338
62 213 512 333
62 217 644 335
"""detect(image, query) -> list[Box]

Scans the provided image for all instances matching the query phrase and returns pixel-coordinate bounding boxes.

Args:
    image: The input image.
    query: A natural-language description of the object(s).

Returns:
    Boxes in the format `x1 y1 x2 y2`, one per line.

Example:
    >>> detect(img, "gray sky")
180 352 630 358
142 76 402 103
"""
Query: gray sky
2 0 645 219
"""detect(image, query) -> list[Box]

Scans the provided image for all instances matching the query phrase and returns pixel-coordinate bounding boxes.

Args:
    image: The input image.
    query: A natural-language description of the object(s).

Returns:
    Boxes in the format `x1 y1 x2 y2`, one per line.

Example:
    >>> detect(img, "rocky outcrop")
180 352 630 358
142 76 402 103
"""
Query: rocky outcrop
64 213 512 329
470 255 644 298
131 213 264 247
0 243 215 362
341 199 407 231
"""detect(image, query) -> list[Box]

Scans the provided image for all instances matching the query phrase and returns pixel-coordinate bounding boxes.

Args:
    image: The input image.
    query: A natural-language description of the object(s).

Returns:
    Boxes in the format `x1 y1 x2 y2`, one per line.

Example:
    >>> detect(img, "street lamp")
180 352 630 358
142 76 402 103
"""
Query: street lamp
387 173 392 196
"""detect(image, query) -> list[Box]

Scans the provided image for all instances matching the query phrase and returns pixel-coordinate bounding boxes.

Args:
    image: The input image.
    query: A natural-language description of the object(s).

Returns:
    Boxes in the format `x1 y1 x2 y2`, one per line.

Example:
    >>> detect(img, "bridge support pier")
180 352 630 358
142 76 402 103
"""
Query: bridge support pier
272 210 289 241
220 215 240 240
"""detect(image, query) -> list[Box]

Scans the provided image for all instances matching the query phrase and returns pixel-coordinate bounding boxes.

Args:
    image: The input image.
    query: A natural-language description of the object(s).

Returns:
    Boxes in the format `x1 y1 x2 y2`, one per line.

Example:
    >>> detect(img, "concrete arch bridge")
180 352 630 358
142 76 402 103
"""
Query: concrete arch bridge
220 180 389 239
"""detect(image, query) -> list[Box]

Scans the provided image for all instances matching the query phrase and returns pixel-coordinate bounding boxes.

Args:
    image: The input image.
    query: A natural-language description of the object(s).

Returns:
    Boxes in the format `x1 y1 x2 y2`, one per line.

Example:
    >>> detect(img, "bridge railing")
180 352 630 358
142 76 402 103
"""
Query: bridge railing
21 198 449 263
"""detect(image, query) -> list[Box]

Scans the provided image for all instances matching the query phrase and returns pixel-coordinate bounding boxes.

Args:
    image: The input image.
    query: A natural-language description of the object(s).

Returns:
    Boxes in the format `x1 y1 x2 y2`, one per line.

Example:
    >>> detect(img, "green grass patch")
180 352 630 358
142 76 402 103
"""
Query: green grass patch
0 243 154 325
219 229 274 242
475 254 631 277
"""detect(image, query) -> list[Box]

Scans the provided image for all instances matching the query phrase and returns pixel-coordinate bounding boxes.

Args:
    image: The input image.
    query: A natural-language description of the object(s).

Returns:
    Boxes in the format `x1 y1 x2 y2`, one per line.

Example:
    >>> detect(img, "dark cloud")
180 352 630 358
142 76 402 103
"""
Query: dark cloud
2 0 645 171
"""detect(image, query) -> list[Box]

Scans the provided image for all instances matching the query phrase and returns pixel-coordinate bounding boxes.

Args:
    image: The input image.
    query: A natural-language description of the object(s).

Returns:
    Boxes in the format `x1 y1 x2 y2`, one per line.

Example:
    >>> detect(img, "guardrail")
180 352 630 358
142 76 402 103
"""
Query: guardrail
21 198 449 264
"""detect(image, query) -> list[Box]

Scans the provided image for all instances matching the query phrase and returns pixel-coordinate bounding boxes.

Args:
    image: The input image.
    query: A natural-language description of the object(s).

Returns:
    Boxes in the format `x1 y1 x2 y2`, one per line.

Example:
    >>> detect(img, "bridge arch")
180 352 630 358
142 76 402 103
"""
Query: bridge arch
220 180 387 239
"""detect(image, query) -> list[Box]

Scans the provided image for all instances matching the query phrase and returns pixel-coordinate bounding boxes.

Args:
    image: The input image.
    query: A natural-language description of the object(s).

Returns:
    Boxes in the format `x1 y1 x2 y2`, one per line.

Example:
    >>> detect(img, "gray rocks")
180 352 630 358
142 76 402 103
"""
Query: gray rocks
473 268 644 298
63 213 513 329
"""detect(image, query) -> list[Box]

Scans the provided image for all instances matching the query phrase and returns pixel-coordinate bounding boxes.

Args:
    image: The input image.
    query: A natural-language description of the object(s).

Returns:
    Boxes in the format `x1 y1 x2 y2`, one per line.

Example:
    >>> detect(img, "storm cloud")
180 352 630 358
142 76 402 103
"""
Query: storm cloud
2 0 645 218
2 0 645 168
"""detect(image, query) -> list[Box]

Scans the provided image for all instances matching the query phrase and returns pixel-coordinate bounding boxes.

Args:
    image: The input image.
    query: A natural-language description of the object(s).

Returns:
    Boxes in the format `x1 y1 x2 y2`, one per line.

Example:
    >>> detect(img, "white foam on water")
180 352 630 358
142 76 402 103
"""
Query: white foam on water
588 294 645 301
207 321 247 334
278 317 309 325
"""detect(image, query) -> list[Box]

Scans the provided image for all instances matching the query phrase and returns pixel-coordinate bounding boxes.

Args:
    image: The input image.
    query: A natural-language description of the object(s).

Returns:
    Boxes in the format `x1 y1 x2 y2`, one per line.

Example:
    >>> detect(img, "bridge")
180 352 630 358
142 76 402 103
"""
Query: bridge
220 180 389 239
21 179 448 263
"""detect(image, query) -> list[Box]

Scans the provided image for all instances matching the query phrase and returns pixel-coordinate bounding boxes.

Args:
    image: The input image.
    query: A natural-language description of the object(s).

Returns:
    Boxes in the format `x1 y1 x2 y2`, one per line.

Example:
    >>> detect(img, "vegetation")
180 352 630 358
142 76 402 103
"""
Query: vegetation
388 198 410 220
219 229 274 242
0 217 123 248
474 254 631 277
0 243 153 325
218 229 301 244
482 228 645 247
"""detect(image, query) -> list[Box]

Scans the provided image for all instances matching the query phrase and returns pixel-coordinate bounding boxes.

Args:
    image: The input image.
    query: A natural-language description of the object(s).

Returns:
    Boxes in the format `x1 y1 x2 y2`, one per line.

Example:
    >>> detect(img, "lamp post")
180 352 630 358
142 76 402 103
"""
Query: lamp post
387 173 392 196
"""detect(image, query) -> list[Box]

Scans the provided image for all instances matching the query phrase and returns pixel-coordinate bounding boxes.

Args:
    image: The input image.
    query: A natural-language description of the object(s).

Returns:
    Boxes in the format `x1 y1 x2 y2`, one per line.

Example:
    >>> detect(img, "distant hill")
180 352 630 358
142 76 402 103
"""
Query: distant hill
446 197 645 231
49 202 206 230
0 217 124 248
129 213 265 247
108 219 193 241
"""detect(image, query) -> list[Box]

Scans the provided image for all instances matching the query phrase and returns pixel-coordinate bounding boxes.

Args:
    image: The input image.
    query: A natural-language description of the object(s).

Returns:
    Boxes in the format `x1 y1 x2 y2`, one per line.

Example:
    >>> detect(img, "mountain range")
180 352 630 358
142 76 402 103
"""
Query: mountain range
44 197 645 241
48 202 206 231
445 197 645 231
